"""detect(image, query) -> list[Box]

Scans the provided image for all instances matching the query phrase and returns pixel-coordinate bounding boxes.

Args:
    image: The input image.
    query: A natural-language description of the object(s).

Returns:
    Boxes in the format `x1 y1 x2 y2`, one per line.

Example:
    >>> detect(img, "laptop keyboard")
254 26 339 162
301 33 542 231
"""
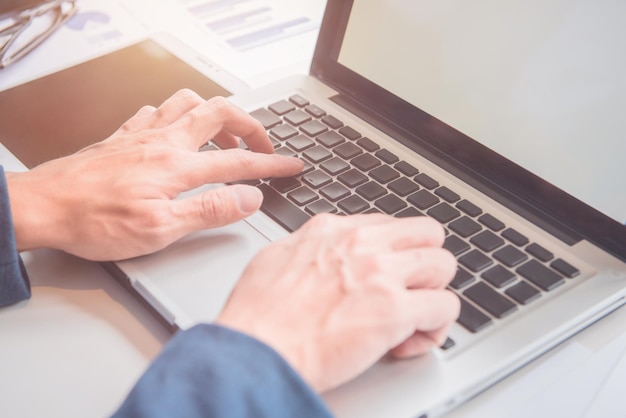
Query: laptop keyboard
210 94 582 346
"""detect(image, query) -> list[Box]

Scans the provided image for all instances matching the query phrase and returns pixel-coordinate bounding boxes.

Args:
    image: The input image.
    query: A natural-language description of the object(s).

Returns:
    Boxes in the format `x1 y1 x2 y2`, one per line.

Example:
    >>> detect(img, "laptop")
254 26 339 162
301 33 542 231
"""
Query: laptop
2 1 625 417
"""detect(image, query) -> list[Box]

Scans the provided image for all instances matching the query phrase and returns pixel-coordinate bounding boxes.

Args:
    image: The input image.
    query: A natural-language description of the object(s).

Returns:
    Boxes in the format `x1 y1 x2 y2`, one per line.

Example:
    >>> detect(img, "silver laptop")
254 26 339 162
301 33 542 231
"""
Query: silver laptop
3 1 626 417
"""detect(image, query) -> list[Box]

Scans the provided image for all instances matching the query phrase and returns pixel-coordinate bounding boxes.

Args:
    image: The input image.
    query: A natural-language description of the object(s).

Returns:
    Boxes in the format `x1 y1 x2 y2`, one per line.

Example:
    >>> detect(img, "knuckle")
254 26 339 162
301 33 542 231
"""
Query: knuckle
199 192 232 225
174 88 203 103
207 96 231 112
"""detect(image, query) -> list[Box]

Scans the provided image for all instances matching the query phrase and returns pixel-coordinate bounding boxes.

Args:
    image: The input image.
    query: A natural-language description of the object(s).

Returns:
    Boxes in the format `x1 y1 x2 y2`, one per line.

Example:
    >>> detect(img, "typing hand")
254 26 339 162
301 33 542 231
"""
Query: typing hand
6 89 303 261
216 213 460 392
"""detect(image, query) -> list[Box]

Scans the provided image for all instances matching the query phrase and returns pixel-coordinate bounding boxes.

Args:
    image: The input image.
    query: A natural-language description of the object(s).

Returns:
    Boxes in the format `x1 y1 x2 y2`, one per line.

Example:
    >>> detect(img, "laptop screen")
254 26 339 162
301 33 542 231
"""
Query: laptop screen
337 0 626 226
311 0 625 259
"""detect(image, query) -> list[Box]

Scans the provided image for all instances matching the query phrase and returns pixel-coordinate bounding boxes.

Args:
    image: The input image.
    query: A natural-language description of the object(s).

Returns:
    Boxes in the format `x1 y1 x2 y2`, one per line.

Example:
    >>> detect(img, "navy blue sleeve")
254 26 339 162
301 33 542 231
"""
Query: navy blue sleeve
112 324 334 418
0 166 31 307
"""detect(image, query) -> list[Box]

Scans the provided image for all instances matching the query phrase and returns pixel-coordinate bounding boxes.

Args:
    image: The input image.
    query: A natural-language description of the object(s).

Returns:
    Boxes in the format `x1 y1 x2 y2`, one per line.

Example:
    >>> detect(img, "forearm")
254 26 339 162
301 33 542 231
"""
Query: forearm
112 324 333 418
0 166 31 307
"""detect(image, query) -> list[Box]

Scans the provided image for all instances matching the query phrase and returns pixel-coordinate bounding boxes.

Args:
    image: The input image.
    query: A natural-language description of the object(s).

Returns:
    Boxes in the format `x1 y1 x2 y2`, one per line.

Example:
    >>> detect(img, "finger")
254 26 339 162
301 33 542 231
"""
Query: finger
390 291 460 358
167 96 273 153
393 289 460 354
341 216 446 253
114 105 156 134
177 149 303 189
389 327 452 358
403 247 457 289
174 184 263 230
212 130 242 149
146 89 205 129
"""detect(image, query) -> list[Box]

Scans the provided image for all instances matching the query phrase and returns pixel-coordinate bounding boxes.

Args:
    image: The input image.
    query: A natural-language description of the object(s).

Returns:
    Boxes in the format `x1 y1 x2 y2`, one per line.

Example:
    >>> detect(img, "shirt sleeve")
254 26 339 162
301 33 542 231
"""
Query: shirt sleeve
111 324 334 418
0 166 31 307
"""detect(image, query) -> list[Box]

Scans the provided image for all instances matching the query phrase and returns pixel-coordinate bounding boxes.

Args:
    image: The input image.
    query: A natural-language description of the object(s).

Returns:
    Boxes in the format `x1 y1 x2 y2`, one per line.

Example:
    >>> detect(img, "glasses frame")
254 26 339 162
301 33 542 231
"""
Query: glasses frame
0 0 77 69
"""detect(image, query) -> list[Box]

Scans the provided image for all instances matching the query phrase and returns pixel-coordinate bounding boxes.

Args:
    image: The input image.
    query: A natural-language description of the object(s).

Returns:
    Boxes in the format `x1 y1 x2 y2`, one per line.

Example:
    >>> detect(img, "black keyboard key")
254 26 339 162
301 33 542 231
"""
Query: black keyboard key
338 169 368 188
338 195 369 214
320 157 350 175
395 161 419 176
356 181 387 201
258 184 310 232
302 170 332 189
357 137 380 152
269 177 301 193
456 199 483 217
502 228 529 246
250 108 281 129
300 120 329 137
443 235 471 256
286 134 315 151
321 114 343 129
505 281 541 305
464 282 517 319
449 216 482 238
334 142 363 160
388 177 420 196
375 194 407 214
427 203 461 223
395 207 423 218
317 131 345 148
268 100 295 115
270 124 299 140
352 154 382 171
338 126 361 140
284 109 312 126
470 230 505 252
550 259 580 278
525 243 554 262
435 186 460 203
320 182 350 202
275 146 297 157
459 249 493 272
493 245 528 267
375 149 399 164
415 173 439 189
302 145 332 163
288 186 318 206
407 189 439 210
457 297 493 333
481 265 516 288
440 337 456 350
370 165 400 184
305 104 326 118
478 213 505 231
516 260 564 291
306 199 337 215
289 94 309 107
450 267 475 289
301 161 314 174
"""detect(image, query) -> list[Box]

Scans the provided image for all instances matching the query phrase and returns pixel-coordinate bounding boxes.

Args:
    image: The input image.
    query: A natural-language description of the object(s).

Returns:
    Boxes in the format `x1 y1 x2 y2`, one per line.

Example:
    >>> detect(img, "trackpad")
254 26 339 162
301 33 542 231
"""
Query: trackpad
115 219 271 328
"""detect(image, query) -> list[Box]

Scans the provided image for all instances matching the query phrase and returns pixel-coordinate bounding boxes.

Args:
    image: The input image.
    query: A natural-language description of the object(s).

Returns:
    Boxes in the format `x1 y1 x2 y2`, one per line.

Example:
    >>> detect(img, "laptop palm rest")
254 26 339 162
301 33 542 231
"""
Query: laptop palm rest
115 217 271 329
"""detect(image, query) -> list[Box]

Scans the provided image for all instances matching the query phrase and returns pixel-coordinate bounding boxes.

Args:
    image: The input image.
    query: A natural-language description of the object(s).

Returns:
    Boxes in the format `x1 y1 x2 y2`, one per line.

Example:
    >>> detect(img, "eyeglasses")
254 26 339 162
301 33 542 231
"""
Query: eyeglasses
0 0 77 69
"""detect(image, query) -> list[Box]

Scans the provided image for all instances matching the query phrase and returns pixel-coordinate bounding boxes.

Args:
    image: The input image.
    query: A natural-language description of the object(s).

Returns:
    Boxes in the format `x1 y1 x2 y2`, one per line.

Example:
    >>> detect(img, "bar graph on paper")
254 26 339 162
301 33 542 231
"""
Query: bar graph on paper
180 0 323 52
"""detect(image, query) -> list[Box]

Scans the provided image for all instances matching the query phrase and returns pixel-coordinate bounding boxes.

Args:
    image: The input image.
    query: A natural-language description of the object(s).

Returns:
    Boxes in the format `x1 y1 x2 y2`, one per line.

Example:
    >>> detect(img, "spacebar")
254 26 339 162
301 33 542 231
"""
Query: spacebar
258 184 311 232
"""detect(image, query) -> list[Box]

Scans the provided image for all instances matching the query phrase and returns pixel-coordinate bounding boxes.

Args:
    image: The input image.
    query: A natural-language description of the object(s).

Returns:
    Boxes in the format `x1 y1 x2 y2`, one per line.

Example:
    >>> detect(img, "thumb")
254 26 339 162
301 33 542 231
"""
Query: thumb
180 184 263 230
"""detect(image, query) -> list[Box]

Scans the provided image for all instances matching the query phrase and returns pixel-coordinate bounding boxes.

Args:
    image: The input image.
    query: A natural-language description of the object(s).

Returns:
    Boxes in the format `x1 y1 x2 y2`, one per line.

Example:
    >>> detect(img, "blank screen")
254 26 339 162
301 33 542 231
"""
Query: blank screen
0 39 231 168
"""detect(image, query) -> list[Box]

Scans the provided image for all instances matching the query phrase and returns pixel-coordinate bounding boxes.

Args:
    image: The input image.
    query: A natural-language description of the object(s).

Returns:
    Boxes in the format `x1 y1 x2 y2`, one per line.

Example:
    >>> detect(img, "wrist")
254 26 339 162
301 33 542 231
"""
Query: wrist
5 171 56 251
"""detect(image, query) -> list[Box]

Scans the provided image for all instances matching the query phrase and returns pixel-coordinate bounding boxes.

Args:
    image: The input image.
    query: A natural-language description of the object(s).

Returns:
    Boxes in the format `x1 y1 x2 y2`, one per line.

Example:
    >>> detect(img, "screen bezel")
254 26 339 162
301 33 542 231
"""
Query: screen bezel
310 0 625 260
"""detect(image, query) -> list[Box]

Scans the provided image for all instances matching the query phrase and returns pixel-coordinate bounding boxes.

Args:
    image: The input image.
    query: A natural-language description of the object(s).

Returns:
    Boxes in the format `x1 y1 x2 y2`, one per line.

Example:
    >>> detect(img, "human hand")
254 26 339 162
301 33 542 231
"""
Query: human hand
216 213 460 393
6 89 303 260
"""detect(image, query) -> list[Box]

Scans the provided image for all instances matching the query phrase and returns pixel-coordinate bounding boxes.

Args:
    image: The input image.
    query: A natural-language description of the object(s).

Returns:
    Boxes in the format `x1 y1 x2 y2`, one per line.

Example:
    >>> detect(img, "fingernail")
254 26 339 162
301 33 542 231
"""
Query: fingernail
234 185 263 214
